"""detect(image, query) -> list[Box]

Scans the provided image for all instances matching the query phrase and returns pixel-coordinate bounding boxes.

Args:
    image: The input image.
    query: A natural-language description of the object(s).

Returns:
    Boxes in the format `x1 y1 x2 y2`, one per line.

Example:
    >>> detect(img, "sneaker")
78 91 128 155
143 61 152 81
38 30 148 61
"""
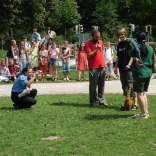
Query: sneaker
131 105 138 111
54 78 57 81
99 102 108 107
63 78 66 81
146 112 149 117
133 113 148 119
52 77 55 81
66 77 69 81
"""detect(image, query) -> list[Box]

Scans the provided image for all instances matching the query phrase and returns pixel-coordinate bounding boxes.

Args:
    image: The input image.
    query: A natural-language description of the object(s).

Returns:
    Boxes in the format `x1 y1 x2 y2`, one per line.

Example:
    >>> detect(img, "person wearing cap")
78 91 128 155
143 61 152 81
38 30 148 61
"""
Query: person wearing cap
0 61 11 82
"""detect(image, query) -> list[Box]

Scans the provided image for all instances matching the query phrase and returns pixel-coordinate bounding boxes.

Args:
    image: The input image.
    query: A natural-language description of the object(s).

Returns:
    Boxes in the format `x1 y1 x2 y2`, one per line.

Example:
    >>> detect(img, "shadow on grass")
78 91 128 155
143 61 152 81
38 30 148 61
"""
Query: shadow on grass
0 107 14 111
51 102 121 111
51 102 90 108
84 114 133 120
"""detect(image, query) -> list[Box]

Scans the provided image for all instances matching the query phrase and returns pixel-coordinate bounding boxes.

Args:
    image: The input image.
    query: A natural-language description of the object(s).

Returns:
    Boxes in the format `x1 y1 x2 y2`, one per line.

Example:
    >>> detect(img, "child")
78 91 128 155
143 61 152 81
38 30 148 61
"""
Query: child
0 61 11 82
39 42 48 82
49 42 59 81
8 59 19 81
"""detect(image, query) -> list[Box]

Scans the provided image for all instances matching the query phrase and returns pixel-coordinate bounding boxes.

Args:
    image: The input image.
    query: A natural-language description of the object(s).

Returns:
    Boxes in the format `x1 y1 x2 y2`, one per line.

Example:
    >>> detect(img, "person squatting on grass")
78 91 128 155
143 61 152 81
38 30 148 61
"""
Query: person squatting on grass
11 67 40 109
85 29 108 107
130 32 154 119
114 28 138 111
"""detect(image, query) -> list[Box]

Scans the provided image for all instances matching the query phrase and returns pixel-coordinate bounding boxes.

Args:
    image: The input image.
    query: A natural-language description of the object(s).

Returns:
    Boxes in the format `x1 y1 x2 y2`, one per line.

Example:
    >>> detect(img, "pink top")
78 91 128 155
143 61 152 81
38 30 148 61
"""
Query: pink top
49 48 59 59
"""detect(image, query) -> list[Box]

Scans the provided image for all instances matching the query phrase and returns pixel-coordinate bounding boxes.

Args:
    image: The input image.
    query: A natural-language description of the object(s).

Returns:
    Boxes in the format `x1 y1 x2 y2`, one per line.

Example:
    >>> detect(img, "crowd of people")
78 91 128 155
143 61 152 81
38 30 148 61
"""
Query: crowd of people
0 27 154 119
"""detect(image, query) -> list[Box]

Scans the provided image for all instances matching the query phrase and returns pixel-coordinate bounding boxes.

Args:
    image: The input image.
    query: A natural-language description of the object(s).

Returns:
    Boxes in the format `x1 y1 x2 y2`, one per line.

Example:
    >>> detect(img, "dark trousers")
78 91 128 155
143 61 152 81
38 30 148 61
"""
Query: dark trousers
11 89 37 109
89 68 106 105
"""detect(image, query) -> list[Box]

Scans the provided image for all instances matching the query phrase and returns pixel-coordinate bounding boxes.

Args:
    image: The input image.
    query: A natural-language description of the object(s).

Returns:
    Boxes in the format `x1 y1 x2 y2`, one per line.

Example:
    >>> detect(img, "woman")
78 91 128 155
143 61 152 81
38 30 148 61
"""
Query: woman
129 32 154 118
18 41 28 72
11 67 40 109
49 42 59 81
77 42 87 81
39 42 49 82
7 40 18 64
45 27 53 43
60 41 71 81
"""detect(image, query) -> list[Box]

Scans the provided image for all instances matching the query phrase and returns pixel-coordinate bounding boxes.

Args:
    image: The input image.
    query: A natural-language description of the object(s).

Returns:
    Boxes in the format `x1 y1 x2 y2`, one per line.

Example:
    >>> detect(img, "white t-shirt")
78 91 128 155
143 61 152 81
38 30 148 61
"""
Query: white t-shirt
104 48 114 63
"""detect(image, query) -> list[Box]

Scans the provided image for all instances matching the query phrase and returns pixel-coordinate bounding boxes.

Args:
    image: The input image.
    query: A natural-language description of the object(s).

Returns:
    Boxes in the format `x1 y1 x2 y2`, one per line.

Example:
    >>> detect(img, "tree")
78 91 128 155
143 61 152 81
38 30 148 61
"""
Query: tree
0 0 21 36
92 1 123 41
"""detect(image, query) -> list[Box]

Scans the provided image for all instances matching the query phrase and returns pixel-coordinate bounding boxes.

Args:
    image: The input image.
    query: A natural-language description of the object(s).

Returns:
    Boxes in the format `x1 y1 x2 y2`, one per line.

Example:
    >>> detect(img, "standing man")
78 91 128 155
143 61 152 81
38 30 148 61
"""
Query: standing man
114 28 138 110
85 30 108 107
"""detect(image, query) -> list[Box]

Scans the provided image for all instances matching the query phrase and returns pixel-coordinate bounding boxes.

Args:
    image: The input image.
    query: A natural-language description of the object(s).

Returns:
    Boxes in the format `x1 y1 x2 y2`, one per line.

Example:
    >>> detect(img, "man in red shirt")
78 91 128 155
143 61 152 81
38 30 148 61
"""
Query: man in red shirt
85 30 108 107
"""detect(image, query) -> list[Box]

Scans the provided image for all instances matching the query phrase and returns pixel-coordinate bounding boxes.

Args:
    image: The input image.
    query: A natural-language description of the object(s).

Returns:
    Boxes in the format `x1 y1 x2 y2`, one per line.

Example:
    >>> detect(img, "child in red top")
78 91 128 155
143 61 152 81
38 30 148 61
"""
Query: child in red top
77 42 87 81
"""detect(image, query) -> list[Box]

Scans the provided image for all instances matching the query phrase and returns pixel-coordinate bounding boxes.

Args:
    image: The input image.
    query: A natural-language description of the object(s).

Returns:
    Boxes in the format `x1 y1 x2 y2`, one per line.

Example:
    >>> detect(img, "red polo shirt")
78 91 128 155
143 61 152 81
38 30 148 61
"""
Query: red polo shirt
85 40 105 69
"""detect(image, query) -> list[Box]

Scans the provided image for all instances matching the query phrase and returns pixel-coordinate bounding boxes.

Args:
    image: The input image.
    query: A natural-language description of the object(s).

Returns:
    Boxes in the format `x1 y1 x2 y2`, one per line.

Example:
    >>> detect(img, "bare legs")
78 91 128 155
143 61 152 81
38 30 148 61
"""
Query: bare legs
137 92 148 114
78 70 84 80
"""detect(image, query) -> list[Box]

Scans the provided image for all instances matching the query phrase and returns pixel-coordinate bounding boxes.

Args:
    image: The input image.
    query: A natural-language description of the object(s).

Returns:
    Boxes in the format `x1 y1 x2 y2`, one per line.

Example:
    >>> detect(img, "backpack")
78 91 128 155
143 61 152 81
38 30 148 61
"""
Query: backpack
6 50 13 58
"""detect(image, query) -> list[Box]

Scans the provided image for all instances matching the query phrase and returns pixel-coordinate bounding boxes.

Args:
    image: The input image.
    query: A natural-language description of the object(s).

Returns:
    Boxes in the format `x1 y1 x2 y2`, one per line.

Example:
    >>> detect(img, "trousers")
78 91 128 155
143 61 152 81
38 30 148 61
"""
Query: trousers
11 89 37 109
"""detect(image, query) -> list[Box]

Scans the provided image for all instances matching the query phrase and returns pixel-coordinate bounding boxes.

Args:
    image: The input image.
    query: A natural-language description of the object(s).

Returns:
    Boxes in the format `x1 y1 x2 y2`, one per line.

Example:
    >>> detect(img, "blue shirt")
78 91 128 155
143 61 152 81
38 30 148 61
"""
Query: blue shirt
32 33 41 41
25 42 31 48
12 74 28 93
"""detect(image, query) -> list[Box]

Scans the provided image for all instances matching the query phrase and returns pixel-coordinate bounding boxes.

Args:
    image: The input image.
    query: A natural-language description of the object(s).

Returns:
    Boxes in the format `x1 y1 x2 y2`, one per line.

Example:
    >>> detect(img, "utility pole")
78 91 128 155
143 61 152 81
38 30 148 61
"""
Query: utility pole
145 25 152 42
92 25 99 30
127 23 135 38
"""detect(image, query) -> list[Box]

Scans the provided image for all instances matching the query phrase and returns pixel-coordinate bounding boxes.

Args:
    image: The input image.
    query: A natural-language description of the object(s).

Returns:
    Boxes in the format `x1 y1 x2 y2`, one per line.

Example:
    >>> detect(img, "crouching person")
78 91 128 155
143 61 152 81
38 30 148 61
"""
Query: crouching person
11 67 40 109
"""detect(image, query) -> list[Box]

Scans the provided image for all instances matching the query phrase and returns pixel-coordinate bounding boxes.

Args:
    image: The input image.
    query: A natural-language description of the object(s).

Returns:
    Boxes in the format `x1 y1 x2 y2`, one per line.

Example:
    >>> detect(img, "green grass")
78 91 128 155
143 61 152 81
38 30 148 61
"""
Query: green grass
0 94 156 156
0 49 6 61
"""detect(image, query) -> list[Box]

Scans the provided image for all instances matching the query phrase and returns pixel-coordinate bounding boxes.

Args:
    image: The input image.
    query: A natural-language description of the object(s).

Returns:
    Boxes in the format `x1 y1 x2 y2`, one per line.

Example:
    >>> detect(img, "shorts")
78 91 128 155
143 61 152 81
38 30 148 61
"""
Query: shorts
50 58 58 66
133 77 151 92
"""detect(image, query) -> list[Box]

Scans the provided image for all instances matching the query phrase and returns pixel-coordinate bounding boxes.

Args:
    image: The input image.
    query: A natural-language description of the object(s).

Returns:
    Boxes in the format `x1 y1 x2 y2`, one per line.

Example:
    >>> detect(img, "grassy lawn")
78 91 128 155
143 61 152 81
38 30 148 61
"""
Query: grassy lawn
0 94 156 156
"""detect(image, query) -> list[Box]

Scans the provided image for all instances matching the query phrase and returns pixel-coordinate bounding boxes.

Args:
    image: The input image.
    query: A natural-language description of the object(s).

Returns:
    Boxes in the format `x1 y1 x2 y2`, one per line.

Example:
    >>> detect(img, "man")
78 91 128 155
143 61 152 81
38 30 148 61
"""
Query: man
85 29 108 107
114 28 138 111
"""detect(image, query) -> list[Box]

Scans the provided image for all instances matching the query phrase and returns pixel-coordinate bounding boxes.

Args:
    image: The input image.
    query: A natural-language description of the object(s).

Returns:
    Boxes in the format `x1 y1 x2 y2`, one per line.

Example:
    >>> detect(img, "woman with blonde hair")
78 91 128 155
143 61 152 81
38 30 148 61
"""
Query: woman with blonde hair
60 41 71 81
18 41 28 72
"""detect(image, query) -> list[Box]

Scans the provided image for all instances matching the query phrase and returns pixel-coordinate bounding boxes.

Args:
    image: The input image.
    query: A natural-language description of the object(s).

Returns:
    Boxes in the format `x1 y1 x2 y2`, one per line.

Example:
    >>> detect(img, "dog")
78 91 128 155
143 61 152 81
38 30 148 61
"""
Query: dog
120 84 133 111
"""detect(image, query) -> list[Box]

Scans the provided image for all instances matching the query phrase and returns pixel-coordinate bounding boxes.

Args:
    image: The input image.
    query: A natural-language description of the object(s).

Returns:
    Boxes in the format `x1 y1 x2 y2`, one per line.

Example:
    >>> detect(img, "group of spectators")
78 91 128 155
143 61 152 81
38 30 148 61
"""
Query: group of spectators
0 27 74 82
